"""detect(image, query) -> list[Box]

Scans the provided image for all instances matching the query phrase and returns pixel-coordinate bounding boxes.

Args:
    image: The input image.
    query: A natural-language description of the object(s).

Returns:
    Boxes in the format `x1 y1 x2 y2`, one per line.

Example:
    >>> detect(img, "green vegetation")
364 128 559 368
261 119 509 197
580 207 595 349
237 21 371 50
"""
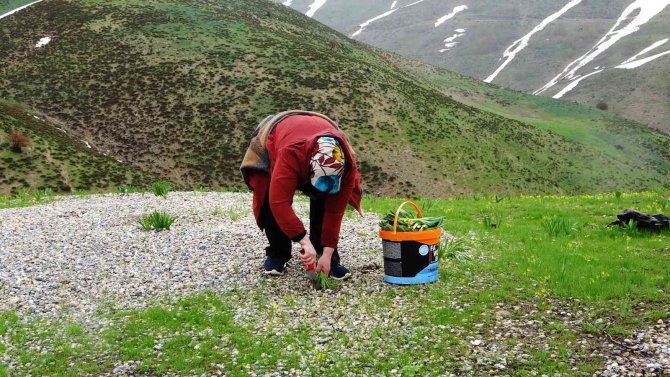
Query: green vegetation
314 270 335 290
151 181 172 198
0 187 53 209
2 192 668 375
0 102 158 195
0 0 668 197
541 217 578 237
379 208 444 231
138 210 175 231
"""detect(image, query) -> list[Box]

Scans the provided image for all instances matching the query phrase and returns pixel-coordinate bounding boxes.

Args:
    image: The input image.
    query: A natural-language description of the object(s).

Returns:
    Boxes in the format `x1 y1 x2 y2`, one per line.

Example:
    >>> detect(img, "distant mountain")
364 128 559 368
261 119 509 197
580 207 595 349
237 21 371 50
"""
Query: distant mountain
278 0 670 133
0 0 669 196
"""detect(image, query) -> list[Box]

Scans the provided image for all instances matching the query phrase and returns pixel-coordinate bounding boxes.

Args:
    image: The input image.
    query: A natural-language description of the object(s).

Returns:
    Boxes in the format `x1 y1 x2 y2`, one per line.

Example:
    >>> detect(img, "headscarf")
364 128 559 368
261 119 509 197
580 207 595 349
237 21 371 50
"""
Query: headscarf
310 136 345 194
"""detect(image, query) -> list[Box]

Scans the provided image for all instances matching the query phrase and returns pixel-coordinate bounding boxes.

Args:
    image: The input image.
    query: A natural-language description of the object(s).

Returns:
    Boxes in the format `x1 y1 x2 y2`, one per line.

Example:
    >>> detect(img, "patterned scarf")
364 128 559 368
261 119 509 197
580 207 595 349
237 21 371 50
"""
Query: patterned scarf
310 136 345 194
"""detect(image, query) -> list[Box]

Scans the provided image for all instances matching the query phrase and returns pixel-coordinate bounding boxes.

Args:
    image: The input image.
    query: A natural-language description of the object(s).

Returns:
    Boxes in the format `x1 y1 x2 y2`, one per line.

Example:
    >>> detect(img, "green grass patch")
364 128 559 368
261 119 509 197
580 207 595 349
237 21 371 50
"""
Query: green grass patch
139 210 175 231
151 181 172 198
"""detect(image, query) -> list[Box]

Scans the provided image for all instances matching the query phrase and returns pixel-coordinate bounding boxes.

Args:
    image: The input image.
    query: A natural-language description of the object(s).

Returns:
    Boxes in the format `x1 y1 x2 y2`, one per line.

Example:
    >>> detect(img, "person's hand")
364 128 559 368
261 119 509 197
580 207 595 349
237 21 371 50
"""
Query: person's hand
299 236 317 266
315 256 331 276
315 247 335 276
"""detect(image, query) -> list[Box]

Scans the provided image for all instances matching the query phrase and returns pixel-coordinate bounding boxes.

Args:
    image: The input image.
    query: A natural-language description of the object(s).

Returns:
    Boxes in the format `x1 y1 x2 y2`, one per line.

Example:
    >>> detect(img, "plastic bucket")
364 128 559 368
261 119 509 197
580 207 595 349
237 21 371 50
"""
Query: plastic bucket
379 201 441 285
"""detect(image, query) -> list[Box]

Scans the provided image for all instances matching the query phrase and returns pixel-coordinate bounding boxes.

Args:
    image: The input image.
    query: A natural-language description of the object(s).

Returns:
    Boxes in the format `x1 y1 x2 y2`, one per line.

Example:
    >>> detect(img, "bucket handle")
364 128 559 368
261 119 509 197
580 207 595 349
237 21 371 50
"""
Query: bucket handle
393 201 423 234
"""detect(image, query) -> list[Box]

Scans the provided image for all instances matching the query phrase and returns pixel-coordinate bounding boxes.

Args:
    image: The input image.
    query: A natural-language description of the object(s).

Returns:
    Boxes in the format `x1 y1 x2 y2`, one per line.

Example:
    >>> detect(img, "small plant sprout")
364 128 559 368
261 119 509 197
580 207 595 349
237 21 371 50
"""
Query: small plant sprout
14 188 30 202
33 188 52 202
482 212 504 229
139 211 175 231
438 236 471 261
151 181 172 198
541 217 577 237
314 271 336 290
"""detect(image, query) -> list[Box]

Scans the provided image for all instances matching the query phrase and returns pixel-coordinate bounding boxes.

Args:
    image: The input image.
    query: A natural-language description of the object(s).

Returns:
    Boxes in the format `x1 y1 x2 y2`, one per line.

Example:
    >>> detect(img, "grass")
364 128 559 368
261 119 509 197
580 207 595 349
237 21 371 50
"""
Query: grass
0 188 53 209
541 217 577 237
2 191 668 376
151 181 172 198
138 210 175 231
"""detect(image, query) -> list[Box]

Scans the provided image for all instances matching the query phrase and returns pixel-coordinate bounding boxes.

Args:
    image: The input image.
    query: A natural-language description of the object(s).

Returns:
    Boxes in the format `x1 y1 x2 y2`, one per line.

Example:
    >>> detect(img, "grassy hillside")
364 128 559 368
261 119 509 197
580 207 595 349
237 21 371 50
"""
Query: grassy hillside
0 0 668 196
0 101 156 194
382 50 670 162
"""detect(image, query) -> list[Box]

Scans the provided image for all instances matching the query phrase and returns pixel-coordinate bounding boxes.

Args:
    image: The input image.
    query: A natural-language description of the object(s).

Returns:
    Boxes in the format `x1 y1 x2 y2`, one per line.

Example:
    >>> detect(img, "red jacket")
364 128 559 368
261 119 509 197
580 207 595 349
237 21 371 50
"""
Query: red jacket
248 114 362 248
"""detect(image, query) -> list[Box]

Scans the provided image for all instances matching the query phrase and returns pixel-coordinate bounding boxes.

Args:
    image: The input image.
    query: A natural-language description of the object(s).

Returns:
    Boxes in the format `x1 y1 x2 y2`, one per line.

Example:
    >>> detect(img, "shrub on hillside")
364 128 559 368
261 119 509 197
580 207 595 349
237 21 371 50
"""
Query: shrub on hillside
596 101 608 111
8 131 30 153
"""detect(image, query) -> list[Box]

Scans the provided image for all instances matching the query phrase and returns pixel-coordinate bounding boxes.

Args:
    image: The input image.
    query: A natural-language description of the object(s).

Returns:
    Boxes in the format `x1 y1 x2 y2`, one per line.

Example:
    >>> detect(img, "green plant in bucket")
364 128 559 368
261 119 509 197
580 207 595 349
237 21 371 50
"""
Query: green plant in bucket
379 208 443 232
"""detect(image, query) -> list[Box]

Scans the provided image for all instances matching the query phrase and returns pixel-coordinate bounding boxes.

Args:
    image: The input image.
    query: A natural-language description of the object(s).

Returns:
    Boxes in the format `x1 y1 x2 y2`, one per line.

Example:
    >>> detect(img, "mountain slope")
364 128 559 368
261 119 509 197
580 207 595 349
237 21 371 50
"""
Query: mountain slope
0 101 156 194
278 0 670 132
0 0 668 196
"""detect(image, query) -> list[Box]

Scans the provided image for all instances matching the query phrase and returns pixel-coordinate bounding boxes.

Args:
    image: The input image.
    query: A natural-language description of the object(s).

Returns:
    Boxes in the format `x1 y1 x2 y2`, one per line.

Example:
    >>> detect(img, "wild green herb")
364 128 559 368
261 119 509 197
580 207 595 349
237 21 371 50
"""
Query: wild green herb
482 212 504 229
151 181 172 198
14 188 30 202
314 271 335 290
379 209 443 232
438 237 471 261
541 217 577 237
32 188 52 202
139 211 175 231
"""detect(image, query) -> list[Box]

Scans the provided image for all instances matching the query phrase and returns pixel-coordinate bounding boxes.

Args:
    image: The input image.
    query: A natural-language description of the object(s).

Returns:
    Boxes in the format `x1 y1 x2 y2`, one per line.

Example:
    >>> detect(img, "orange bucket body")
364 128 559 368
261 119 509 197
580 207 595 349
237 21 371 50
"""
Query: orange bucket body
379 201 441 285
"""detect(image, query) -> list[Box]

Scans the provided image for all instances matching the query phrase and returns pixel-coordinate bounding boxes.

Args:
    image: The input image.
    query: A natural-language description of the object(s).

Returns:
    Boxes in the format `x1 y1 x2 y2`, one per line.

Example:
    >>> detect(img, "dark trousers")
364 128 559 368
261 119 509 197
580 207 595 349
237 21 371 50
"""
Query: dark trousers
261 192 340 265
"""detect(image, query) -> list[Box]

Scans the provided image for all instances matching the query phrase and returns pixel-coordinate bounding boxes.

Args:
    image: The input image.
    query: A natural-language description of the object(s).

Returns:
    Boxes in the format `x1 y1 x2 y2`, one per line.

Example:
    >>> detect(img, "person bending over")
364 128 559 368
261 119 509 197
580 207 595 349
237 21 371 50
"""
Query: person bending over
241 111 362 279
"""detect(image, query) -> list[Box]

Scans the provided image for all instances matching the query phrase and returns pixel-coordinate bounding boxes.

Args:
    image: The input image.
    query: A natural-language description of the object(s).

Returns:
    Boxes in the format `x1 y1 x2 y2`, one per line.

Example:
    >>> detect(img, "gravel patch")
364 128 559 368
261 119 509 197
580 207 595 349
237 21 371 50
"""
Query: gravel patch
596 319 670 376
0 192 384 321
2 192 668 375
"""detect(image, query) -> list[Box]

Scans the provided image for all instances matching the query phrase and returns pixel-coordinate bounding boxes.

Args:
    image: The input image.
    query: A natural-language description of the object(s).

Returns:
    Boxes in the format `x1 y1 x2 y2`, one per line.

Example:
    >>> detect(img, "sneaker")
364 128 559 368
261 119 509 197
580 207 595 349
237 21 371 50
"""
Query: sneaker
330 263 351 280
264 256 287 276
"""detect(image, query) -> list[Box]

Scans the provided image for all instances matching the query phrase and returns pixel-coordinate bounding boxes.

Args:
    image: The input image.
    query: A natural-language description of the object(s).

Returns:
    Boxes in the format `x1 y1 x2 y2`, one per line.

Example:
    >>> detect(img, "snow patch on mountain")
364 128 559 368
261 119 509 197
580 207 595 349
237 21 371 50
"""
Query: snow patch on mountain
305 0 327 18
552 38 670 97
621 38 668 65
282 0 293 5
352 0 427 38
440 29 466 52
435 5 468 28
0 0 43 21
616 39 670 69
352 9 397 37
616 50 670 69
391 1 397 10
553 70 602 99
35 36 51 48
535 0 670 95
484 0 583 83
